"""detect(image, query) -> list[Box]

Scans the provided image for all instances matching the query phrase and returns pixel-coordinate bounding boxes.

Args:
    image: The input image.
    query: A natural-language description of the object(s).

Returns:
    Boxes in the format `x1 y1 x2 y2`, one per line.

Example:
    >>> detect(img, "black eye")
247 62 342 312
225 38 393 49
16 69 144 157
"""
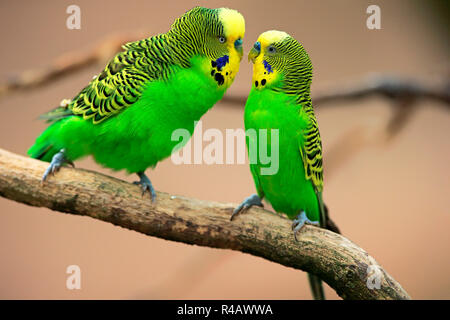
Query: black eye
218 36 226 44
268 46 276 53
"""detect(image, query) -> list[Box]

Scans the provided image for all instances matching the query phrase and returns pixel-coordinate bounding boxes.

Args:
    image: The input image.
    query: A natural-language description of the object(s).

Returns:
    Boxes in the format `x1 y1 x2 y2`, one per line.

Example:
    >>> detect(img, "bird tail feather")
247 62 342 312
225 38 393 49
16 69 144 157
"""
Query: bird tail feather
308 273 325 300
307 194 341 300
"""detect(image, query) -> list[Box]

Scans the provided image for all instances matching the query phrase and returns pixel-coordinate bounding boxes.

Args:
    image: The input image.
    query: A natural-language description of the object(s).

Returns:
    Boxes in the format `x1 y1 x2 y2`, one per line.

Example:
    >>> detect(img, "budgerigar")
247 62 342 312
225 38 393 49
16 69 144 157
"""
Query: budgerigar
28 7 245 201
231 30 340 300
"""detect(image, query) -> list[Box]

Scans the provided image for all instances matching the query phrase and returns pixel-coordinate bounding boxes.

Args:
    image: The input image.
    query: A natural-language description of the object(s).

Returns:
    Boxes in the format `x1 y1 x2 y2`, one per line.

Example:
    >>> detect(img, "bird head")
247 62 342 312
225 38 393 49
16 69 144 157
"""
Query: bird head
218 8 245 60
171 7 245 88
248 30 312 92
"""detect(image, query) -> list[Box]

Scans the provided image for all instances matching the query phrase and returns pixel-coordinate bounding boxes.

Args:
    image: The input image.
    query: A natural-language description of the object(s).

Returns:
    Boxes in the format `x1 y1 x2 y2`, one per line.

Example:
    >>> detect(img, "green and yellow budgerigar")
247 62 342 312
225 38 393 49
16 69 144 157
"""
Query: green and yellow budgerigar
231 30 339 300
28 7 245 201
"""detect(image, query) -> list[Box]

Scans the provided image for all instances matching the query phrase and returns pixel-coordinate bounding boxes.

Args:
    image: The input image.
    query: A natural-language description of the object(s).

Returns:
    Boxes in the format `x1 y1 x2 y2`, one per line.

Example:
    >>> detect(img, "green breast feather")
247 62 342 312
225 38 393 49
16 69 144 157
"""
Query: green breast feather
244 88 321 221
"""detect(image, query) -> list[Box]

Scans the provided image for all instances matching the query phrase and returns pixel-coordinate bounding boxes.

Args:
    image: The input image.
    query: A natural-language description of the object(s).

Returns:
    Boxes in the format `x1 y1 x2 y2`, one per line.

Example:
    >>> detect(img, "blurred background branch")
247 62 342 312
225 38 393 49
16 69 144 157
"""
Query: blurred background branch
0 32 146 98
0 148 410 300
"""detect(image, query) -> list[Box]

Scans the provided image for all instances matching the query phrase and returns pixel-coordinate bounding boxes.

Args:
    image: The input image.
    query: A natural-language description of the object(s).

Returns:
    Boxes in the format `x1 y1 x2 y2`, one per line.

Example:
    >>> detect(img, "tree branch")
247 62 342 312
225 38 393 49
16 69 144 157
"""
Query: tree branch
313 74 450 106
0 148 410 300
0 32 146 98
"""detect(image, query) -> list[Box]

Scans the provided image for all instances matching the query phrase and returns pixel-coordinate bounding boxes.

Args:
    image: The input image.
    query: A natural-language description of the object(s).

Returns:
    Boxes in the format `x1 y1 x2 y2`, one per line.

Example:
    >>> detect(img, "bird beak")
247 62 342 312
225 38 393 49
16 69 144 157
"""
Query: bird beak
248 48 259 63
248 41 261 64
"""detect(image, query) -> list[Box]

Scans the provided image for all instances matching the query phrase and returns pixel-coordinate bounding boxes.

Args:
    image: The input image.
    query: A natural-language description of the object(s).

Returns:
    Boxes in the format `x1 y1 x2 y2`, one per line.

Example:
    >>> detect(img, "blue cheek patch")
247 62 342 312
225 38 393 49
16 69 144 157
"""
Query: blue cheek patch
210 55 230 86
263 60 273 74
215 55 229 71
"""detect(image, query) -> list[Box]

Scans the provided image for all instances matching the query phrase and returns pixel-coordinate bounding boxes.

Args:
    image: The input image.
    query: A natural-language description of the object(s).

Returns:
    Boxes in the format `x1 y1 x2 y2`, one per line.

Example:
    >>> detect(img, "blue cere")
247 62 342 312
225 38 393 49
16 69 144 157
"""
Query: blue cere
263 60 273 74
215 55 229 70
254 41 261 52
234 38 243 48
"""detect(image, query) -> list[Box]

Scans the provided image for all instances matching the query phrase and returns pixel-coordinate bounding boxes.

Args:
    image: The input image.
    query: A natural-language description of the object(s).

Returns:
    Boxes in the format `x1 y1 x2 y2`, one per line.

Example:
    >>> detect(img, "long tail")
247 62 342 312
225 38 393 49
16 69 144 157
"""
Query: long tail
307 273 325 300
324 203 340 234
307 193 341 300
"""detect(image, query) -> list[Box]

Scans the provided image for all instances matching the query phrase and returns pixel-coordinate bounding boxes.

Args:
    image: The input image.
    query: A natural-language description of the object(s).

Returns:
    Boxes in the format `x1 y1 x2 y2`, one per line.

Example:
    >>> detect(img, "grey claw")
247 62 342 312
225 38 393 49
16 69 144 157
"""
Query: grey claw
231 204 247 219
134 172 157 203
41 149 72 183
292 211 320 242
231 194 263 221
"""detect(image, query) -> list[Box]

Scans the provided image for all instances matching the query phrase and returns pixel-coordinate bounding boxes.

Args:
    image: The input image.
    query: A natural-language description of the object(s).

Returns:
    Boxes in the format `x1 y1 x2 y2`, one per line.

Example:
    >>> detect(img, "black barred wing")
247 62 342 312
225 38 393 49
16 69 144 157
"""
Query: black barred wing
41 35 174 124
69 63 150 124
299 109 323 192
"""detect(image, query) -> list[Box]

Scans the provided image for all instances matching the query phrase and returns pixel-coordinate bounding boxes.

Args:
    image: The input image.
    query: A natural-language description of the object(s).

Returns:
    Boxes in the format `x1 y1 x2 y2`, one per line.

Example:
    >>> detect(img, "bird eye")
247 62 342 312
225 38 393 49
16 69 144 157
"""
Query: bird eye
268 46 276 54
218 36 226 44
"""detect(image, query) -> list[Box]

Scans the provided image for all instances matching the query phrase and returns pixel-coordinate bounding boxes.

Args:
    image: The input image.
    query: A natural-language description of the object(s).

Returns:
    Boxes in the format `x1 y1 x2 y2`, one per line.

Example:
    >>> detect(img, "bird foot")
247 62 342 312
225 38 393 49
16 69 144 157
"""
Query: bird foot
292 211 319 241
133 172 156 203
231 194 263 221
42 149 74 183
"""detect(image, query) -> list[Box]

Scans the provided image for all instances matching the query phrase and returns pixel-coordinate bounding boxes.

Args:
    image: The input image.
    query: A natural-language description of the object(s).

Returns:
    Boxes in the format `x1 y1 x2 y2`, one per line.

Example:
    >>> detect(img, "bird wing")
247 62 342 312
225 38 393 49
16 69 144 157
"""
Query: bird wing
41 36 172 124
299 110 323 193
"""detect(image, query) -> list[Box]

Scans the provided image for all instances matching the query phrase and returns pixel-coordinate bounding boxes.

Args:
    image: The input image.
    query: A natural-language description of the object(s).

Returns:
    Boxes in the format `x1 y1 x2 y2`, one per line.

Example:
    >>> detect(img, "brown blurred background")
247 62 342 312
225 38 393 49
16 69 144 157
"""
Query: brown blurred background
0 0 449 299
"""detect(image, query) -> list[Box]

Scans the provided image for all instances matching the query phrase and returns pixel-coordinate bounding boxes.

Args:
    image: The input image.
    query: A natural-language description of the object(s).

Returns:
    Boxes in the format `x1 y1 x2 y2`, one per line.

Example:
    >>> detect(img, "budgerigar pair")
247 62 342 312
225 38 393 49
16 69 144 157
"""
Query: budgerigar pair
28 7 339 300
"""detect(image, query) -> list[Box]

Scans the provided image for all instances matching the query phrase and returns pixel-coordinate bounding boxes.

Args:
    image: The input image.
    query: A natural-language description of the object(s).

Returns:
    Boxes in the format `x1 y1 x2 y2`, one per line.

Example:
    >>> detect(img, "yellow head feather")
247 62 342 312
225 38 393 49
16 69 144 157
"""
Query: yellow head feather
213 8 245 88
218 8 245 41
257 30 289 47
249 30 290 90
